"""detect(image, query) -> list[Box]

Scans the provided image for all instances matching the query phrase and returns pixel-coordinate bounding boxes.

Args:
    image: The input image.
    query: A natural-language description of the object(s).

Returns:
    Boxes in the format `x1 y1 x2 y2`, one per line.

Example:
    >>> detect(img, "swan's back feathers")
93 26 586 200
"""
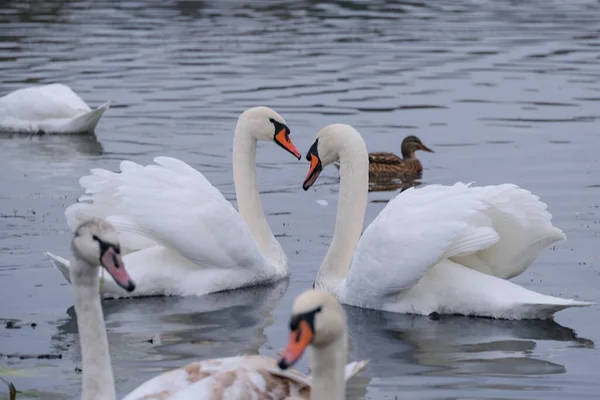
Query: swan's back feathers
450 184 566 279
346 183 497 302
0 84 90 121
122 356 310 400
123 355 367 399
0 84 109 134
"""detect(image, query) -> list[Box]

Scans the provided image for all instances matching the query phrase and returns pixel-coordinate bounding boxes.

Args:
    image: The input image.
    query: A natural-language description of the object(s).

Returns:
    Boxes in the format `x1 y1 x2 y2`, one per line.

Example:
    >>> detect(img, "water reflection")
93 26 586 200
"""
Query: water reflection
345 306 593 382
1 0 600 398
369 179 421 194
51 280 288 395
0 133 104 159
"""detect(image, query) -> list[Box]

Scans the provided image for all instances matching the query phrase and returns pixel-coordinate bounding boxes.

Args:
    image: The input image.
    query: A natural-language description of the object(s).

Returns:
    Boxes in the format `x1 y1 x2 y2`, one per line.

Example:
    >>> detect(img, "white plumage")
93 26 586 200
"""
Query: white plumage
306 124 592 320
0 83 109 134
46 107 301 298
68 219 366 399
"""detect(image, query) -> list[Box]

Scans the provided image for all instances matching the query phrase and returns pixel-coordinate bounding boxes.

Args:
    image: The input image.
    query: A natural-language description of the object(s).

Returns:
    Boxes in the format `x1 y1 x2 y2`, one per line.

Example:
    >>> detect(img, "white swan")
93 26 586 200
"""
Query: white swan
302 124 593 320
46 107 302 298
68 218 366 399
276 289 368 400
0 84 110 134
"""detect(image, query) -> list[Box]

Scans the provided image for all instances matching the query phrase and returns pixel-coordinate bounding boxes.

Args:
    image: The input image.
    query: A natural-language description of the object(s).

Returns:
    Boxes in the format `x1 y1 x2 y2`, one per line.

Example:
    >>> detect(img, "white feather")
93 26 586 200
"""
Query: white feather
313 124 593 320
0 84 109 134
50 156 286 298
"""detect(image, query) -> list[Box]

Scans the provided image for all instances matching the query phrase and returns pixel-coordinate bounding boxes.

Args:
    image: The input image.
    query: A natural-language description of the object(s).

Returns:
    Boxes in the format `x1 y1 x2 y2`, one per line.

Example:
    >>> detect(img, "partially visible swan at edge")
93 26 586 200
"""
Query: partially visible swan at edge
0 84 110 134
46 107 302 298
67 218 366 399
302 124 592 320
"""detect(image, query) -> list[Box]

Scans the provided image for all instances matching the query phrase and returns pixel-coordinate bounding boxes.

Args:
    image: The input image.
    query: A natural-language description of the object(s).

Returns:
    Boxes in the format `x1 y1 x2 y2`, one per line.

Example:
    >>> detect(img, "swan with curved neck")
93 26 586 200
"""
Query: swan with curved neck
47 107 302 298
69 218 135 399
233 107 301 268
67 221 366 399
302 124 592 320
278 289 364 400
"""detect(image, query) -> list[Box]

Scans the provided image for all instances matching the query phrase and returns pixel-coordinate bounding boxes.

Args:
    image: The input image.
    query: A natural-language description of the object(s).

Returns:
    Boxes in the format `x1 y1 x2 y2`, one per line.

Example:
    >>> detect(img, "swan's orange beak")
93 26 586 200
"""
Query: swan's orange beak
303 154 322 190
303 139 323 191
277 319 313 369
100 246 135 292
274 128 301 160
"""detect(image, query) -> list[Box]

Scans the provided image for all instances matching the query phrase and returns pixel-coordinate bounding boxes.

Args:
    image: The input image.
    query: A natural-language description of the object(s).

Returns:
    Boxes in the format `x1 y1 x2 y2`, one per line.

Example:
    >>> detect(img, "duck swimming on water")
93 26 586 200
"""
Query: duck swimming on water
334 135 434 181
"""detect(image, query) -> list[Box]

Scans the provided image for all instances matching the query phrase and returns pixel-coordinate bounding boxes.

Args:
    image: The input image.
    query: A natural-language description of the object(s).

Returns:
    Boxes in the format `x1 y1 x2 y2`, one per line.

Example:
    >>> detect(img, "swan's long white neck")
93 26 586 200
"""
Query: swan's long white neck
233 122 287 274
310 332 348 400
70 257 116 400
316 134 369 290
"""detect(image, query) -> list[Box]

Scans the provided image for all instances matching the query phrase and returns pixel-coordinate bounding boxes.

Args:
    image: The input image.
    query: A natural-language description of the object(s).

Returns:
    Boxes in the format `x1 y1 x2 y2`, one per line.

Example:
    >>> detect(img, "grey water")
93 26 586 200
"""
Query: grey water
0 0 599 398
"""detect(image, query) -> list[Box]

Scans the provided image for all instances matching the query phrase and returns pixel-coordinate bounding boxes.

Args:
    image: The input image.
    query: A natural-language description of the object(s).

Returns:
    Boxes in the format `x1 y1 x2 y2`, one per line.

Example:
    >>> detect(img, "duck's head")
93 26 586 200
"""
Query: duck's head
401 135 434 158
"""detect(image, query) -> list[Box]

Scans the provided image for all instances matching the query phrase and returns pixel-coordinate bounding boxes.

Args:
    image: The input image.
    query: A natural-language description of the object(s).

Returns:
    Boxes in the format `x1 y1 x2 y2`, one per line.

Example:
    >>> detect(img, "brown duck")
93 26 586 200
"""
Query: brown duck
335 135 434 180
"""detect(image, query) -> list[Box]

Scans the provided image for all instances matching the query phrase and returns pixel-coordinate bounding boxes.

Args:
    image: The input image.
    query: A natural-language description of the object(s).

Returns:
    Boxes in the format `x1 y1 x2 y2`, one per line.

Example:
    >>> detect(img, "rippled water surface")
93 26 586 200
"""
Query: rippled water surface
1 1 599 398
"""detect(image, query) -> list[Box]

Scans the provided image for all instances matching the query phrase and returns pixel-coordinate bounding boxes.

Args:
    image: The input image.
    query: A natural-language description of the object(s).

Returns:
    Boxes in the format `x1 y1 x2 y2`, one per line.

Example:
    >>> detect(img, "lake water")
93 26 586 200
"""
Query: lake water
1 0 599 399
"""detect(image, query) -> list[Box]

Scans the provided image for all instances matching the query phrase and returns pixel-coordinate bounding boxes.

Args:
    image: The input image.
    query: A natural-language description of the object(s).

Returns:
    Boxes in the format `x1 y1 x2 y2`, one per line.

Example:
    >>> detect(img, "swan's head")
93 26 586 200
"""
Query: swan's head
71 218 135 292
237 107 301 159
303 124 366 190
278 289 346 370
401 135 434 158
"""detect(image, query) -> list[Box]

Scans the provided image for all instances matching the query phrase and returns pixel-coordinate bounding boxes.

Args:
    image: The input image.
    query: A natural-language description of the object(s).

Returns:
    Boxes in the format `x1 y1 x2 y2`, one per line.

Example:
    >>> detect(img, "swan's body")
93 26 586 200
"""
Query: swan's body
46 107 301 298
0 84 110 134
303 124 592 320
68 219 365 399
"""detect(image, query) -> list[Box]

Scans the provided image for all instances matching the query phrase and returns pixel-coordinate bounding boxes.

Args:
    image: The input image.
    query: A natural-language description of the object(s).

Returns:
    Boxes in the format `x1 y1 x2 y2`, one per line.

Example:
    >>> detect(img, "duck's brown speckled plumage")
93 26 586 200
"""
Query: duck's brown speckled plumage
368 135 434 180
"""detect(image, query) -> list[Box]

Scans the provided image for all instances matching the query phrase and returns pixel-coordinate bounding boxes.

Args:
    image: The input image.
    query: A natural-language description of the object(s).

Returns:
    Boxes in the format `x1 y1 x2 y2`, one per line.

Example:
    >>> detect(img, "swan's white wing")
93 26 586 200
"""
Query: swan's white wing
345 183 499 301
113 156 266 271
65 161 158 253
122 356 310 400
450 184 566 279
0 84 90 121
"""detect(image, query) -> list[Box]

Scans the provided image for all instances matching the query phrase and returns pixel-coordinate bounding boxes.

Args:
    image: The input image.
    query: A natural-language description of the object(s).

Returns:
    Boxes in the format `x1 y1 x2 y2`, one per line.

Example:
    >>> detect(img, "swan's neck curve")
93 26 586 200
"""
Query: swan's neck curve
70 257 116 400
316 137 369 291
233 124 287 274
310 332 348 400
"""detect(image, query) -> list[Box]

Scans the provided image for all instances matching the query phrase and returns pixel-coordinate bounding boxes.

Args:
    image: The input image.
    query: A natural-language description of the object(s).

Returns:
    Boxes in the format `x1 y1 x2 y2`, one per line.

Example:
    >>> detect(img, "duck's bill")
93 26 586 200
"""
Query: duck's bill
100 247 135 292
303 153 323 190
421 144 434 153
274 128 302 159
277 320 313 370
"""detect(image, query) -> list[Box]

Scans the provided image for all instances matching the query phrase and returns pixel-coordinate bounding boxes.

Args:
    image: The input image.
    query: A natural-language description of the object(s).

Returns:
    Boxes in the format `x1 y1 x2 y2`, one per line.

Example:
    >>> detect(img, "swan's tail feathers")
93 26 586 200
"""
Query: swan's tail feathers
343 360 368 381
518 299 593 320
45 252 71 284
63 101 110 133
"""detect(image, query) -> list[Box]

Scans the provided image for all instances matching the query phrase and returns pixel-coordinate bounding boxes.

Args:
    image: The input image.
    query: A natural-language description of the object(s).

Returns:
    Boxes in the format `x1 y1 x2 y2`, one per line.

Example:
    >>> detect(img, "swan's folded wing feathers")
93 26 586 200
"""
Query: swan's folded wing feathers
346 183 492 299
65 164 149 253
116 159 265 271
454 184 566 279
154 156 227 202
